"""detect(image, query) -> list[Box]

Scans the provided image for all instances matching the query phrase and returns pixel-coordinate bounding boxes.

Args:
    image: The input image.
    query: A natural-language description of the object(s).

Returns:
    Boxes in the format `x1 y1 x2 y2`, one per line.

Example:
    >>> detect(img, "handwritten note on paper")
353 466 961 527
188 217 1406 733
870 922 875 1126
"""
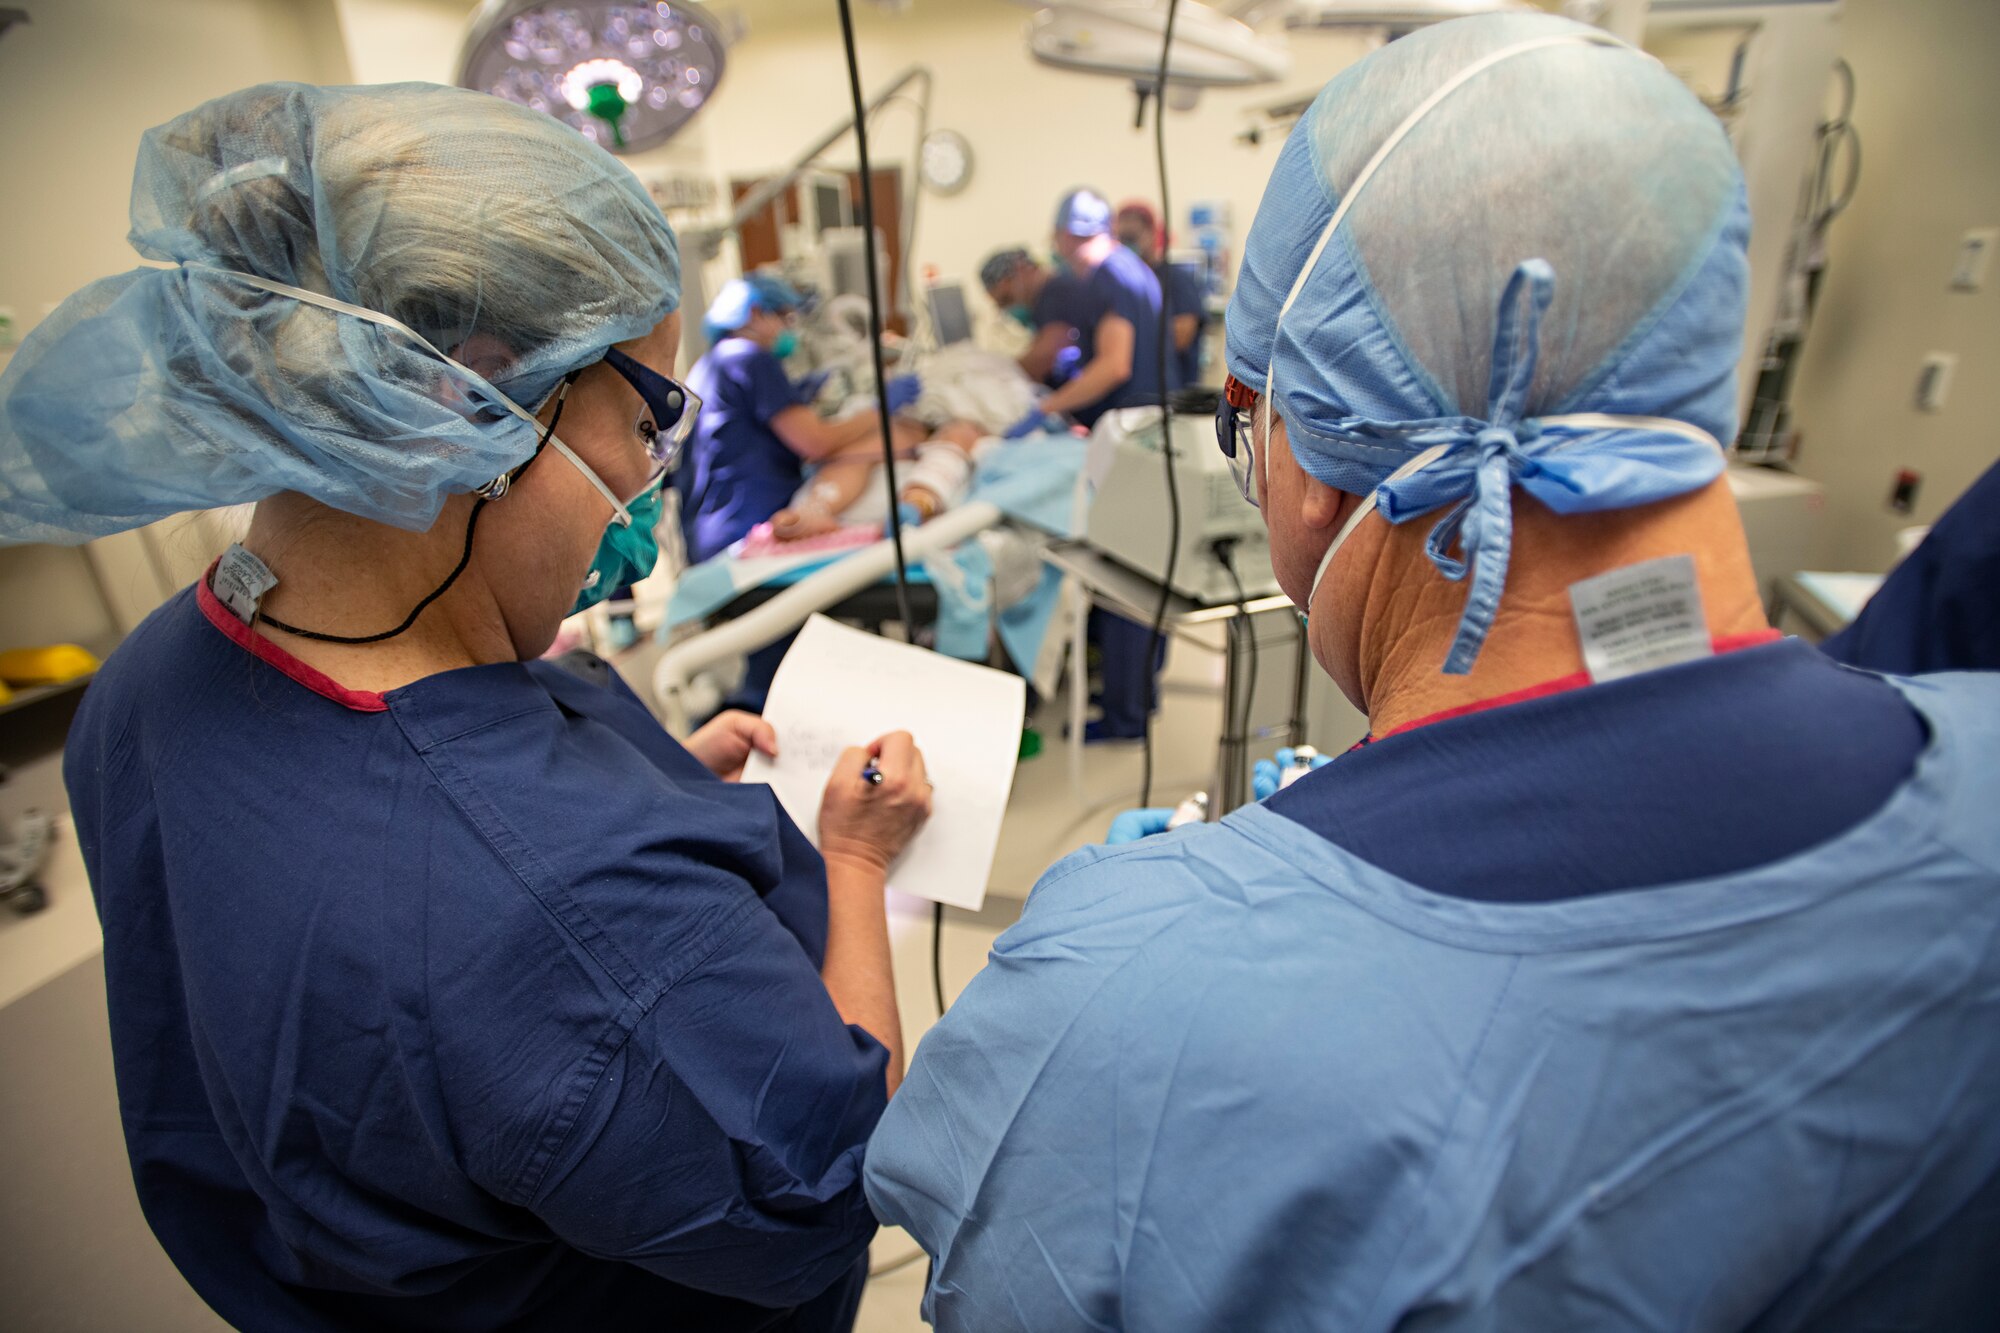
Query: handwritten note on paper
740 615 1026 911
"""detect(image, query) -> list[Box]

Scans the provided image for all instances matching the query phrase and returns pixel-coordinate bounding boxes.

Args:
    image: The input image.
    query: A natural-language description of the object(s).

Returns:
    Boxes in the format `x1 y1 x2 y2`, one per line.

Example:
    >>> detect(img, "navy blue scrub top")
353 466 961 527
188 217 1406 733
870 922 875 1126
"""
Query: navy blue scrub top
1029 270 1090 389
1070 245 1171 428
1821 458 2000 675
63 579 888 1332
1163 262 1208 388
1268 636 1925 903
679 336 810 564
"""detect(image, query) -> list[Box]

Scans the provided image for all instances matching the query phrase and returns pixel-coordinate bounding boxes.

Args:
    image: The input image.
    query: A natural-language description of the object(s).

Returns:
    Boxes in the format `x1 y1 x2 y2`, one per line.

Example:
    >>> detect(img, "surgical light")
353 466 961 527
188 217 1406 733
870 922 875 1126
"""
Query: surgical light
1018 2 1292 92
457 0 727 154
1281 0 1528 32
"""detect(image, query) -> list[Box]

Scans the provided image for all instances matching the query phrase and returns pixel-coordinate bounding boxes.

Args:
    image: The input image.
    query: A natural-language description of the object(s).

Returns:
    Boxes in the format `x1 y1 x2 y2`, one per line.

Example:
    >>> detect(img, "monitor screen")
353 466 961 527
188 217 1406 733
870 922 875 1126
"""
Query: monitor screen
813 181 848 236
928 281 972 347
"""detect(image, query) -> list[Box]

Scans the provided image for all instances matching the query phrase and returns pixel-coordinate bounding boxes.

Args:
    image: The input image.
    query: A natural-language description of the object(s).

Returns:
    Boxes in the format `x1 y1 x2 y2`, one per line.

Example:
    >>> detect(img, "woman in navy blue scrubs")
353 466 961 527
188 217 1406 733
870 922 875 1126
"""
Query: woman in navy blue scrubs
1 85 929 1332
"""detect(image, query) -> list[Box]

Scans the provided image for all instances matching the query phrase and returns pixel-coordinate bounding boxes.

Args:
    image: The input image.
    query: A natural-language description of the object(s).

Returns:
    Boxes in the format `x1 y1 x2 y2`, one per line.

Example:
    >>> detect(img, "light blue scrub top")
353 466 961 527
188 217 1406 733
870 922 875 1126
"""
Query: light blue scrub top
865 665 2000 1331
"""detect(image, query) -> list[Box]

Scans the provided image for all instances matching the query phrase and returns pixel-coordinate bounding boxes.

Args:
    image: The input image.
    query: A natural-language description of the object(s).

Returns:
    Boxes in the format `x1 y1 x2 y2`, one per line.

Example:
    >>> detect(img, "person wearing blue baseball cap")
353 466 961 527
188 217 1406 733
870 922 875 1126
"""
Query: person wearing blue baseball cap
865 16 2000 1328
998 188 1175 442
2 84 931 1332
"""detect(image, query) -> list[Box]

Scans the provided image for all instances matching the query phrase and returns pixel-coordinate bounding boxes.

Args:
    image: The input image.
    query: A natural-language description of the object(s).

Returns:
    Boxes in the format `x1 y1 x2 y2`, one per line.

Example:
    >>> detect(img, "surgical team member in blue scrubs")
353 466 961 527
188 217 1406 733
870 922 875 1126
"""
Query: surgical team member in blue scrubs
865 17 2000 1330
0 85 931 1332
1819 457 2000 673
979 247 1089 389
679 275 841 563
1011 190 1179 739
1008 188 1173 434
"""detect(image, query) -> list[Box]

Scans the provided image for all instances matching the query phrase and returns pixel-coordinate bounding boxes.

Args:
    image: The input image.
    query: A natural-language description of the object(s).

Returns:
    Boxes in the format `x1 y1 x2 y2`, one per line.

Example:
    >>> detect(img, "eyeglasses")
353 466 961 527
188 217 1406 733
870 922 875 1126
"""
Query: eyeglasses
1216 376 1260 508
603 347 701 473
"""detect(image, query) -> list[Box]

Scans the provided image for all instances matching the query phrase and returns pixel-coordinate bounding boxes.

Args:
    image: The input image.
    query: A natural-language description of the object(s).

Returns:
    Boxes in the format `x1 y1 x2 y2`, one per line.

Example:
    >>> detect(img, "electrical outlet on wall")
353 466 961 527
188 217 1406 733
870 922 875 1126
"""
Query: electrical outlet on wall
1950 228 1997 292
1916 353 1957 413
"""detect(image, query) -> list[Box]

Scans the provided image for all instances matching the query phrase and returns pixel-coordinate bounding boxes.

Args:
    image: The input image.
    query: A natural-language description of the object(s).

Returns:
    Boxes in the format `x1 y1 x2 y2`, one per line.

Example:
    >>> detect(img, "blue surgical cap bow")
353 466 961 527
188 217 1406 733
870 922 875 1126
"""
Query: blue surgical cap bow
1228 14 1749 672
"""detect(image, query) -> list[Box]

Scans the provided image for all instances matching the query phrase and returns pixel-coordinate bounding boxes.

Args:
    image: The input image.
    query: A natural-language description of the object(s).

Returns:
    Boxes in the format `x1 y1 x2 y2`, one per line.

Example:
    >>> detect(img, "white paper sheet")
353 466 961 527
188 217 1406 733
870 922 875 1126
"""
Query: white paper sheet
740 615 1025 911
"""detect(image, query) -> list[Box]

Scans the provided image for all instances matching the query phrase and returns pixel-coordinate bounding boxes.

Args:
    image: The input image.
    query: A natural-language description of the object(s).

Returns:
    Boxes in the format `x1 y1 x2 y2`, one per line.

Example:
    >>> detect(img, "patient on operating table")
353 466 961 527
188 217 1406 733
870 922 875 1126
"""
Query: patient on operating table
767 339 1046 543
769 416 983 541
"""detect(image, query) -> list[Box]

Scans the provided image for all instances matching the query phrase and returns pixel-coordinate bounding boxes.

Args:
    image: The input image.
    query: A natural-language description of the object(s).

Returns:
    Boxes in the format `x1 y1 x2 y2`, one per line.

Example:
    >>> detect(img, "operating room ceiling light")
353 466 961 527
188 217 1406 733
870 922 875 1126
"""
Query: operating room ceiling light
1281 0 1529 31
1019 1 1292 92
458 0 728 154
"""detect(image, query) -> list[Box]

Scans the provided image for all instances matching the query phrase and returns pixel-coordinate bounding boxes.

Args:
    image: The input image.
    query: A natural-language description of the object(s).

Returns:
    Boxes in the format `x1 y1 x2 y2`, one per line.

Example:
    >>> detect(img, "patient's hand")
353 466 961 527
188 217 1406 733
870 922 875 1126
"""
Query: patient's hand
772 504 840 542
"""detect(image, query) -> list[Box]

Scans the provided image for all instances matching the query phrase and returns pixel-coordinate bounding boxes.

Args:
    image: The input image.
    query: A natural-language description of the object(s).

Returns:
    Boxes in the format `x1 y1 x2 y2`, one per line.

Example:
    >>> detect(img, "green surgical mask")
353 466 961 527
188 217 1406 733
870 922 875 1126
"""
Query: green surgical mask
772 329 799 360
571 478 664 615
1008 304 1035 330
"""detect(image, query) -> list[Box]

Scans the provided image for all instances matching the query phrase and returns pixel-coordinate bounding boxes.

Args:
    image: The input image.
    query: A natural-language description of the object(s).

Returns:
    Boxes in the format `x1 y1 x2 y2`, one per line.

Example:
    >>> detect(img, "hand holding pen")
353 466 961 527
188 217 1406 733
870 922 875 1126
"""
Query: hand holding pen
819 731 933 874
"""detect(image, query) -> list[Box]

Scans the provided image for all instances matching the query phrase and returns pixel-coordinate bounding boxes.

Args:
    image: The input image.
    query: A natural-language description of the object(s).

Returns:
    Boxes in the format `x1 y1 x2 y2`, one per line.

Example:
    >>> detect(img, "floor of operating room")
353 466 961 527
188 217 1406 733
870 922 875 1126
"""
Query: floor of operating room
0 627 1235 1331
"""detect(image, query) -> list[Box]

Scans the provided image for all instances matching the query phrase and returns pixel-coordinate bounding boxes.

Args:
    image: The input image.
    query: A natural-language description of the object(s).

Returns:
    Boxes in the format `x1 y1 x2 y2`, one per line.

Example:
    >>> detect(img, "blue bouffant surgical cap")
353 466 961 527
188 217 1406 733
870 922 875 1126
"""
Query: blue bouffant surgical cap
1225 14 1749 672
702 273 804 344
1054 190 1113 239
0 82 681 545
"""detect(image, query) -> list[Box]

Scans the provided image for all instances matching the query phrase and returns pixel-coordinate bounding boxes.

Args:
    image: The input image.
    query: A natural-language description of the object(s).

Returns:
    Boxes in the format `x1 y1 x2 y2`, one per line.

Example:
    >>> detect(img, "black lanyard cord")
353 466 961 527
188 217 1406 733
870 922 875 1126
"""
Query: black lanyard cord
259 387 569 645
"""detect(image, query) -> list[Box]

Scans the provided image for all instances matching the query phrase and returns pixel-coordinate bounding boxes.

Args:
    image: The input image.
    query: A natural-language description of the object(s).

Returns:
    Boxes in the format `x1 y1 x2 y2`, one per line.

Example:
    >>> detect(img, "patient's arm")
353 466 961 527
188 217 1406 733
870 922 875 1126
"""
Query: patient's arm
772 417 930 541
899 421 982 523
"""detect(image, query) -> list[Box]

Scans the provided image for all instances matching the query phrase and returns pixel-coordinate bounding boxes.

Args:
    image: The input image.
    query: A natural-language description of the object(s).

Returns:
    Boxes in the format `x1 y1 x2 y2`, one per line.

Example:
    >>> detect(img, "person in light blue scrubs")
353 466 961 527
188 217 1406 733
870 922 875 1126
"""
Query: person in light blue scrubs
863 17 2000 1330
2 84 934 1333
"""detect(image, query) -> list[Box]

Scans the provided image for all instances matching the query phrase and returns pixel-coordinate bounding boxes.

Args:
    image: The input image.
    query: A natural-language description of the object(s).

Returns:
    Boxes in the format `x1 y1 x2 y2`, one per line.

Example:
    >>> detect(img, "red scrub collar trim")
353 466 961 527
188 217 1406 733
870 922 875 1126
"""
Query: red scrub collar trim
1368 629 1783 744
197 562 389 713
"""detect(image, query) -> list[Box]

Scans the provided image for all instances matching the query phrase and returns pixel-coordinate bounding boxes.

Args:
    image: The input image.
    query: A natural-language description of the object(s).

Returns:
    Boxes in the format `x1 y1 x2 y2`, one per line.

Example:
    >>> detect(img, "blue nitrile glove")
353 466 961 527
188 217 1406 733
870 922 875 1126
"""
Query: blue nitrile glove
1052 344 1084 383
1004 407 1056 440
1106 808 1175 844
885 374 922 414
889 501 926 534
1251 746 1335 800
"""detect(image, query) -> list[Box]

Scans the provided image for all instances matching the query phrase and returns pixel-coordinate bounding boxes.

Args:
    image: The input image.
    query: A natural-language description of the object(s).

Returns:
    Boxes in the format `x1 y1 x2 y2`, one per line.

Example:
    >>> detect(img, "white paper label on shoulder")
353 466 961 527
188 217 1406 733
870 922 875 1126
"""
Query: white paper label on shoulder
213 543 278 624
1567 554 1712 684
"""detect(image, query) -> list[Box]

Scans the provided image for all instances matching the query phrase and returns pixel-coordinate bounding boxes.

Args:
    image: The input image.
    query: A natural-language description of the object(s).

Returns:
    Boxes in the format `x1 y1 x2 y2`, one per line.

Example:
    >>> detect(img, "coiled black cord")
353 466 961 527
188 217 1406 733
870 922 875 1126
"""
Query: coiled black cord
1137 0 1185 809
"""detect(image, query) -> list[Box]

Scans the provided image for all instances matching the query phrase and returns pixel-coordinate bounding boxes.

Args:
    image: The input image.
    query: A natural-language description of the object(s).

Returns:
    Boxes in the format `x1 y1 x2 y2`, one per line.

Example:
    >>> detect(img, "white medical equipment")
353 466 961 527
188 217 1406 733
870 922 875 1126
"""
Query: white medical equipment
1083 405 1280 604
1016 1 1292 108
926 282 975 348
675 65 934 367
822 226 893 310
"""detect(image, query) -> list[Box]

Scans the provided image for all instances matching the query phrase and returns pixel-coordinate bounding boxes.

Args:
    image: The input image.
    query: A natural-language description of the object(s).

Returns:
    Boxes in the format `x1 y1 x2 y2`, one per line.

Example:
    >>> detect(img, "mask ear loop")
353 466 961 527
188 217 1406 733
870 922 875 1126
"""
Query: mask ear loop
259 379 575 645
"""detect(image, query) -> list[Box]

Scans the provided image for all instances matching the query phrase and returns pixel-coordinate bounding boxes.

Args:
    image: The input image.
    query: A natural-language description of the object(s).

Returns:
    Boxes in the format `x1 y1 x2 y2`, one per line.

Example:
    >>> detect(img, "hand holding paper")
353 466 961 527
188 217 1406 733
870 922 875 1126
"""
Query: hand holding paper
741 616 1026 910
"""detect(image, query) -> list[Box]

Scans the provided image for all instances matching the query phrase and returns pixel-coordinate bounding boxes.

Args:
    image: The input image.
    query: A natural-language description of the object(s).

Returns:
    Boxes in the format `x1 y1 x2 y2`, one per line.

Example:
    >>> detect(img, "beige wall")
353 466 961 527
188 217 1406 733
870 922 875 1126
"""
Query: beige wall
333 0 473 85
0 0 351 327
0 0 352 654
1788 0 2000 570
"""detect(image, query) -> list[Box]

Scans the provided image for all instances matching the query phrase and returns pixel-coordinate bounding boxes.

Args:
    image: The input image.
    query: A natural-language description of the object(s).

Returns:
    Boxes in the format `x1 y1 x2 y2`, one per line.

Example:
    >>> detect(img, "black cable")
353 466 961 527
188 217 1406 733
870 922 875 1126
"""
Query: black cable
833 0 914 643
1137 0 1184 809
1219 547 1257 800
931 900 947 1018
